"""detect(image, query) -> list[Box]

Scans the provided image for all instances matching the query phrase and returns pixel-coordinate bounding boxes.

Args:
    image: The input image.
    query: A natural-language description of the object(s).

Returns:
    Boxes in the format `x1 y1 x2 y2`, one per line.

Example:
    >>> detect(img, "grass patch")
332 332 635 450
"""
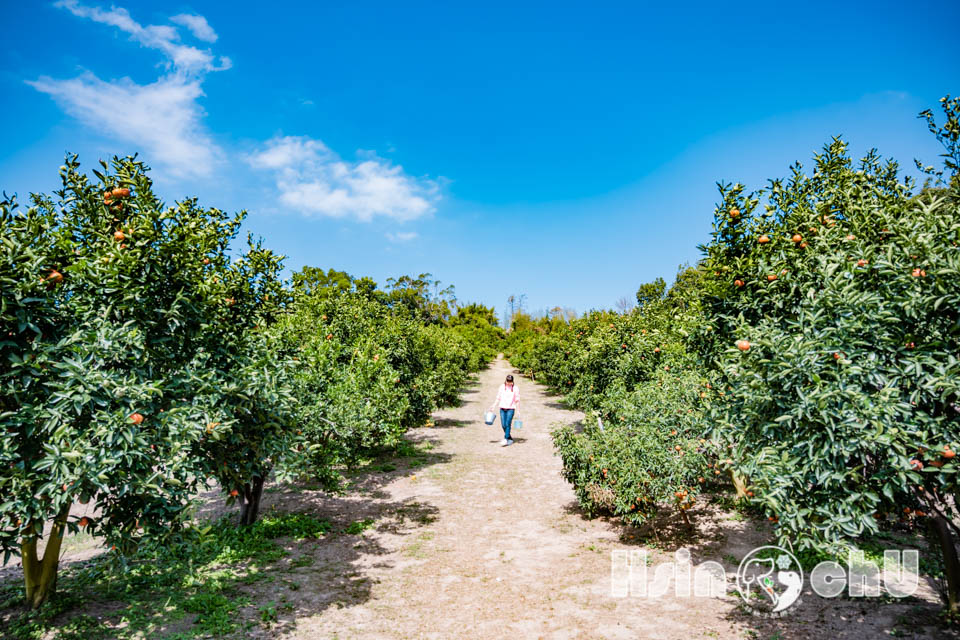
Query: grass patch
0 511 331 640
343 518 375 535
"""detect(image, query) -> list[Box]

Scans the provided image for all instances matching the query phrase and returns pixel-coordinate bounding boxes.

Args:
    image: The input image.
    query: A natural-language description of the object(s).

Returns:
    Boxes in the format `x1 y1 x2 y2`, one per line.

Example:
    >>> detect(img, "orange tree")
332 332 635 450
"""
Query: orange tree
276 281 485 488
508 270 717 526
699 97 960 609
0 155 261 607
192 239 298 526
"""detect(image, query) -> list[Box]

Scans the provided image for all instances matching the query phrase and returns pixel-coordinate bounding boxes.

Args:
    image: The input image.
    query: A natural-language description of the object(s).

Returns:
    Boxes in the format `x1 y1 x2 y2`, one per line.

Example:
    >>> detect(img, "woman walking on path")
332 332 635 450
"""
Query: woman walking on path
489 374 519 446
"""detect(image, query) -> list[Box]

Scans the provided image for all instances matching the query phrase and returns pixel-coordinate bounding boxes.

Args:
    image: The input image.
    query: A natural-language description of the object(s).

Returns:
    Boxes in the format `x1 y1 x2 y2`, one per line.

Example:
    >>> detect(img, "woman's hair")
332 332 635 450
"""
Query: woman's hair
505 375 514 383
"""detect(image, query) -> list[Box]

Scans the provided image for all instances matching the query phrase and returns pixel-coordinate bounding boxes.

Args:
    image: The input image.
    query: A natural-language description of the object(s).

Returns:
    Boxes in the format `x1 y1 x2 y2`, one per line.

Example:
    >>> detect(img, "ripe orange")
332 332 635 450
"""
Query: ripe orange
833 352 841 360
799 242 808 249
746 491 754 497
230 489 239 497
944 448 956 459
224 297 235 306
734 279 744 287
46 270 64 287
729 208 740 218
653 347 660 353
203 258 210 265
206 422 218 433
845 234 855 240
79 517 90 528
909 459 923 470
129 413 144 425
758 235 770 244
670 430 677 436
911 268 925 277
113 230 125 241
736 340 750 352
791 234 802 243
857 259 868 267
767 274 777 281
111 187 131 198
326 334 333 340
674 445 682 451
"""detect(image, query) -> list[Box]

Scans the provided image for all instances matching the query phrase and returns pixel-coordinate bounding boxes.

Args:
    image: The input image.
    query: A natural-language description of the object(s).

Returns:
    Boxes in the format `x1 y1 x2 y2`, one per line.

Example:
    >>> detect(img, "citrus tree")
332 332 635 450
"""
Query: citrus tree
700 96 960 609
193 240 298 526
509 270 719 526
0 155 251 607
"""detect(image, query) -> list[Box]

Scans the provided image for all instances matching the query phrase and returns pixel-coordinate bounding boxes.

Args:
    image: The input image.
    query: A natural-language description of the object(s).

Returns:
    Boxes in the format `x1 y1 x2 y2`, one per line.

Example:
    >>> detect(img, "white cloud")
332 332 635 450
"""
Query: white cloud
32 2 228 177
29 73 218 178
55 1 229 74
387 231 418 243
170 14 218 43
248 136 440 222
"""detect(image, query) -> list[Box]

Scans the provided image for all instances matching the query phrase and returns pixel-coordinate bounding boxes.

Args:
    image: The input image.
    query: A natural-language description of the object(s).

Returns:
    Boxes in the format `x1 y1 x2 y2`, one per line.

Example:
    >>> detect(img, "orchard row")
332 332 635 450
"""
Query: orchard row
505 96 960 611
0 156 502 608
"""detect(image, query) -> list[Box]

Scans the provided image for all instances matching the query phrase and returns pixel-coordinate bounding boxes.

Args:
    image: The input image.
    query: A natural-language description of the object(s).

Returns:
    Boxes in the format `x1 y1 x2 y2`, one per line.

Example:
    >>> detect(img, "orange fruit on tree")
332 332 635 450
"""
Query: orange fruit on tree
79 517 90 528
930 460 945 468
46 270 64 287
857 259 868 267
758 235 770 244
111 187 131 198
230 489 239 497
767 274 777 281
729 208 740 218
129 413 144 425
734 279 744 287
909 459 923 470
791 234 802 243
943 448 956 459
113 230 125 241
736 340 750 352
202 257 210 265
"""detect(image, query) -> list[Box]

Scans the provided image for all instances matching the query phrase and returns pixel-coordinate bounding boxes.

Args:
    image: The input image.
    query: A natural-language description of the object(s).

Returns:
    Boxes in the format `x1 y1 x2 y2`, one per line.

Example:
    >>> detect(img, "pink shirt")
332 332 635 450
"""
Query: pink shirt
495 383 519 409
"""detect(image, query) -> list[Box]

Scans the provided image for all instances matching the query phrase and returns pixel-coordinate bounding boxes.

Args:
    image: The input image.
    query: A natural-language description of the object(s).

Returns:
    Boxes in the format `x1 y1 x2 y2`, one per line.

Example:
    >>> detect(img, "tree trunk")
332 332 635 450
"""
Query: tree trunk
238 475 266 526
928 514 960 613
22 505 70 609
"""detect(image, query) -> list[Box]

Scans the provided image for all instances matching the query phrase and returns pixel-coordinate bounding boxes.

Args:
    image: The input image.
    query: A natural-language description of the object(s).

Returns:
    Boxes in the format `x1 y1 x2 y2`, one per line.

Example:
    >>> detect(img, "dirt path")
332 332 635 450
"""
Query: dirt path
290 356 721 639
276 358 944 640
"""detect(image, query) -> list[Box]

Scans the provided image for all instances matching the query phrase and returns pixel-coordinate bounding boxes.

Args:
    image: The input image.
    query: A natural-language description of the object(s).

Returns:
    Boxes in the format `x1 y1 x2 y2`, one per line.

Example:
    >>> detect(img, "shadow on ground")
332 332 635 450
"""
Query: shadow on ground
0 432 452 640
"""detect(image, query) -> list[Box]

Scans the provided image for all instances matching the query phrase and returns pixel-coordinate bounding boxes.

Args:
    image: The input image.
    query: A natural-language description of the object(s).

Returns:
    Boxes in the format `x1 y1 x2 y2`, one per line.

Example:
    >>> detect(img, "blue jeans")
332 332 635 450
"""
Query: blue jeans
500 408 515 440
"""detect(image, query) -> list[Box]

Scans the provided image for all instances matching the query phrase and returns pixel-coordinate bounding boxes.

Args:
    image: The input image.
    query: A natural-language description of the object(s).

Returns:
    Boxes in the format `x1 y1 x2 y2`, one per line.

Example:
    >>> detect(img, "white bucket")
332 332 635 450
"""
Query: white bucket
484 411 496 425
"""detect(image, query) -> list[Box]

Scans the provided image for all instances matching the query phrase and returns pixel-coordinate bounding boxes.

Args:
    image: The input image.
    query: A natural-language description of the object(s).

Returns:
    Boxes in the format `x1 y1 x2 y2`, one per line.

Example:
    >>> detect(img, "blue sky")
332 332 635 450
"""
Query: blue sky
2 1 958 318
